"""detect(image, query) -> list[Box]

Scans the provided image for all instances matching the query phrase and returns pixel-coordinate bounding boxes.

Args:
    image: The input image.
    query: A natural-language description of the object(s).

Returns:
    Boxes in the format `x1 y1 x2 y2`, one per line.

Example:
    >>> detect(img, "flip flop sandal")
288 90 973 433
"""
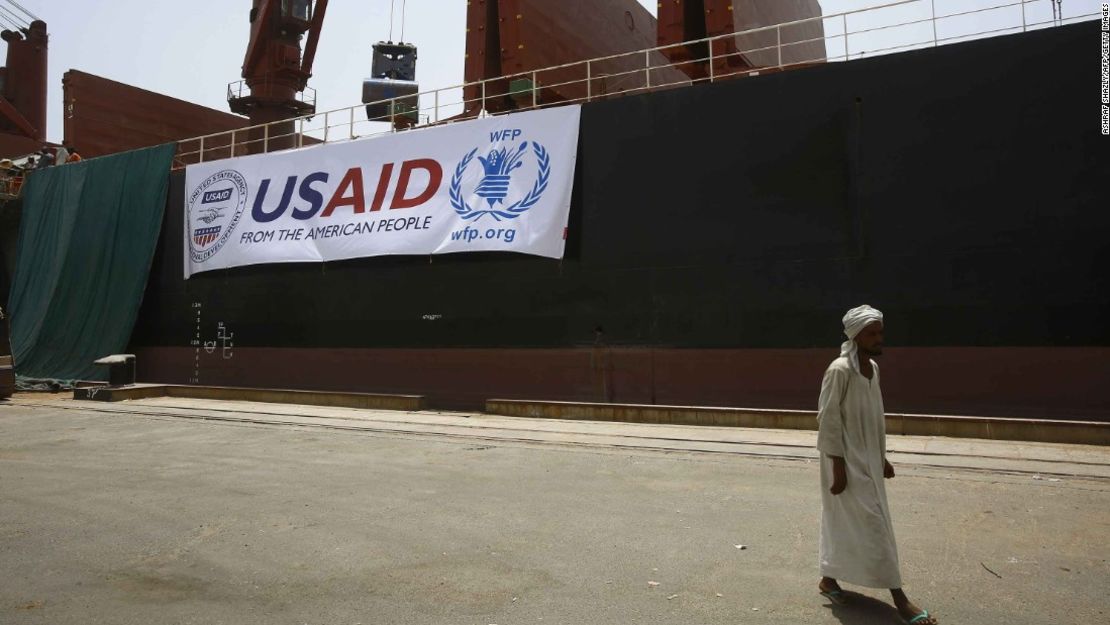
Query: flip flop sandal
907 610 934 624
819 588 849 605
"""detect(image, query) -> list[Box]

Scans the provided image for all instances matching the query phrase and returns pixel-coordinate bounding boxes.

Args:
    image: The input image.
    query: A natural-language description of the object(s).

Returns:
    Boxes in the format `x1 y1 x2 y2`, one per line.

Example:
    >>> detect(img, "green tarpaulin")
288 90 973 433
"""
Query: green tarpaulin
8 143 175 383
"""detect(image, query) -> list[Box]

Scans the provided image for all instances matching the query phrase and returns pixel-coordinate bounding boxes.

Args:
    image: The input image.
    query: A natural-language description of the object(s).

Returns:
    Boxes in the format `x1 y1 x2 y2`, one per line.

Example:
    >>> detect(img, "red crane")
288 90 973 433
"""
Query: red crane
0 18 47 158
229 0 328 152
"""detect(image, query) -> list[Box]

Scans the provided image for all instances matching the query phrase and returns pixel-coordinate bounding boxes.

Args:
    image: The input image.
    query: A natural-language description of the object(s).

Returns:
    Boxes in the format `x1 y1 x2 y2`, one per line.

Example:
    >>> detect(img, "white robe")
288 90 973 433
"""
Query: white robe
816 356 902 589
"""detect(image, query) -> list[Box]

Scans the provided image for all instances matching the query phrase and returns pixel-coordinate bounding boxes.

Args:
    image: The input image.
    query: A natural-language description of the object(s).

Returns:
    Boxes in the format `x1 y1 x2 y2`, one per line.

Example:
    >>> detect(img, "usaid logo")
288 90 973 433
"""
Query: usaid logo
450 129 550 222
187 169 248 263
202 189 233 204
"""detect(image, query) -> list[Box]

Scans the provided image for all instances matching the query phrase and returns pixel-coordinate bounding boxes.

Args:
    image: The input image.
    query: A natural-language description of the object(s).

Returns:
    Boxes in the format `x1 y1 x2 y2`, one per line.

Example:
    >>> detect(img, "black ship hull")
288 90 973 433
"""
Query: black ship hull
130 22 1110 420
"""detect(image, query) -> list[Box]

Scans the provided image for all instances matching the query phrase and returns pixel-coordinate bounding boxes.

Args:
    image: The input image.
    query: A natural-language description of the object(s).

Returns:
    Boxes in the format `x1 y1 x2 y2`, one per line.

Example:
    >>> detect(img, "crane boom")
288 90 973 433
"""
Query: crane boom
240 0 277 79
300 0 328 76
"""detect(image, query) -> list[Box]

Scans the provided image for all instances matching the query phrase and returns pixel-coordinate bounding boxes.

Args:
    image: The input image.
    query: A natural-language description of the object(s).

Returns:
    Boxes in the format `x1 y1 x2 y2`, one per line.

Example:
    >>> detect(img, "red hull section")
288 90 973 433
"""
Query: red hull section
62 70 250 162
463 0 688 113
133 346 1110 421
658 1 825 79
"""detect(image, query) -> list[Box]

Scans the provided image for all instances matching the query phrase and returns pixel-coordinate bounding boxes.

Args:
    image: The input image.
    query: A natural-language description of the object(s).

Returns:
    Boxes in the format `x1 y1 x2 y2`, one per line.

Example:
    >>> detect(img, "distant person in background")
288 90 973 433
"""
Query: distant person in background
54 145 69 164
35 148 54 169
64 143 82 163
815 305 936 625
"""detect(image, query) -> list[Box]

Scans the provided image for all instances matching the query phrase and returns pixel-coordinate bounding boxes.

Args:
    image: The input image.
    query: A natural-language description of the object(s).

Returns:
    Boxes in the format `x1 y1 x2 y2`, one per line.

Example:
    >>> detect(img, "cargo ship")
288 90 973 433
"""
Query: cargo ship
3 3 1108 420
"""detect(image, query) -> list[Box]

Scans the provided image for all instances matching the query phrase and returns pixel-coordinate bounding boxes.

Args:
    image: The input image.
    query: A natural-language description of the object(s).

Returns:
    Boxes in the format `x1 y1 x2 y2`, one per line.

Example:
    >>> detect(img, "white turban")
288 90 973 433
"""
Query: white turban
840 304 883 372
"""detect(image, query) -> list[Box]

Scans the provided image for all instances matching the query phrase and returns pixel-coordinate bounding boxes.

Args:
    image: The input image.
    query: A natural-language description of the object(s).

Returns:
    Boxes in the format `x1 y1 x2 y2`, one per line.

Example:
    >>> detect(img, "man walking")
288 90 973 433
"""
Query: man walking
816 305 936 624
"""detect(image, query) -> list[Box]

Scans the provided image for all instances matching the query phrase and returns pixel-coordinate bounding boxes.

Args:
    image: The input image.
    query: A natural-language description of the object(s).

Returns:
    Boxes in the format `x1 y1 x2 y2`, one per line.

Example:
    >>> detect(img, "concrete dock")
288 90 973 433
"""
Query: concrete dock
2 394 1107 624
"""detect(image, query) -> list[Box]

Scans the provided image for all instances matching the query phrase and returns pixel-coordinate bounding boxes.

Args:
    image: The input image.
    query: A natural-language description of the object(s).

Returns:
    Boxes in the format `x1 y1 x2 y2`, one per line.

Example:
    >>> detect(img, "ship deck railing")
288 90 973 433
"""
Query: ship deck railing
172 0 1102 169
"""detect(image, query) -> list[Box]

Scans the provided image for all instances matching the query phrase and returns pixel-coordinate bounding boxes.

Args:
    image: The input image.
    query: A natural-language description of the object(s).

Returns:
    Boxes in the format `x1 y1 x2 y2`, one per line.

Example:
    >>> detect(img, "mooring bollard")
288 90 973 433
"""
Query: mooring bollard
93 354 136 386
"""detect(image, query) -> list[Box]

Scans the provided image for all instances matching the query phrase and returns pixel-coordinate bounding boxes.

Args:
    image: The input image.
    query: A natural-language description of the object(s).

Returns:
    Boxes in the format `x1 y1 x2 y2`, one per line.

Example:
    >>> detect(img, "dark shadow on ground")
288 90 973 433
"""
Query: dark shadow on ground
823 591 905 624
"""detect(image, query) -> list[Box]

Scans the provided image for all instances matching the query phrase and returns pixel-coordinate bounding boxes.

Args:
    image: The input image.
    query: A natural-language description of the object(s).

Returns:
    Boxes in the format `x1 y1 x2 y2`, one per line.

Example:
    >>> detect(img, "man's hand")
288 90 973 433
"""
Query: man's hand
883 459 895 479
830 456 847 495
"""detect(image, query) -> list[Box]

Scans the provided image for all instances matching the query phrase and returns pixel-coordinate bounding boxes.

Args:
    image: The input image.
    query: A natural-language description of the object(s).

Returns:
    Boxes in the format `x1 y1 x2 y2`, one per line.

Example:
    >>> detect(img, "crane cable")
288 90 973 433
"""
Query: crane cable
388 0 395 42
400 0 407 43
0 3 28 31
4 0 38 22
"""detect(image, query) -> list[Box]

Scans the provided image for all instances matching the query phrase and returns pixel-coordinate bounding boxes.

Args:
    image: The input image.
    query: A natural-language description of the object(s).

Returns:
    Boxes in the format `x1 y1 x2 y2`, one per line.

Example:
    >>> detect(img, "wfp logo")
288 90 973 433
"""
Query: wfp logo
450 129 550 222
187 169 249 263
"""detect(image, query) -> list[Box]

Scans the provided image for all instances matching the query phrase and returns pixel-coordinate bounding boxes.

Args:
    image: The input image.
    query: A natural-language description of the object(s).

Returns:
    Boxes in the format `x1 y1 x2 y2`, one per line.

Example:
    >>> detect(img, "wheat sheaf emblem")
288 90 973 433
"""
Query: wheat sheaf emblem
450 141 550 222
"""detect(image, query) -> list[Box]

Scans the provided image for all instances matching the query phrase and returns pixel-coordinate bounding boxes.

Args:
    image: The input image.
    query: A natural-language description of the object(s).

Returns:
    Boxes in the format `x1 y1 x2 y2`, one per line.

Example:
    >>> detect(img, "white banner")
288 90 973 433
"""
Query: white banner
184 106 581 278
